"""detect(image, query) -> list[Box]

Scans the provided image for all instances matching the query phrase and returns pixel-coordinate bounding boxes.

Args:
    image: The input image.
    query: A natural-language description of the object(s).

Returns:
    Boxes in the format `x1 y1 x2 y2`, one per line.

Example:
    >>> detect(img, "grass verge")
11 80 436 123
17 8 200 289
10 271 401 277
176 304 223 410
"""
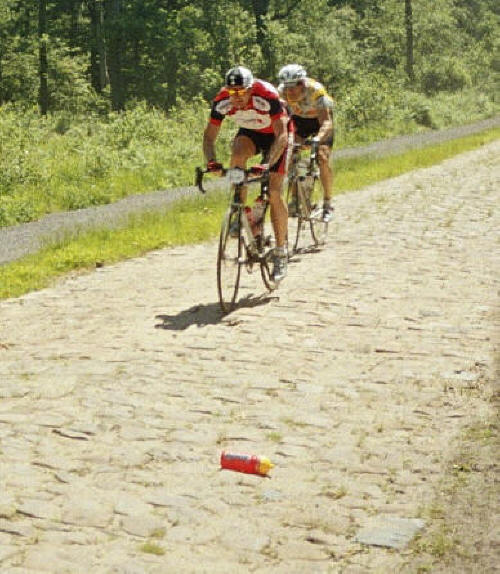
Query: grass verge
334 127 499 192
406 413 498 573
1 128 498 300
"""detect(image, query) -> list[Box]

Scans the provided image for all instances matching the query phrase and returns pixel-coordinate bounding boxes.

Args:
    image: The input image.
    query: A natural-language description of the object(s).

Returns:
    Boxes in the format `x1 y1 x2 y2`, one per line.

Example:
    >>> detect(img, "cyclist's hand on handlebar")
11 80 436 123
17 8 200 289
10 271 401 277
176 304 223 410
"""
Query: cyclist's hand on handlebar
207 160 223 173
250 163 269 175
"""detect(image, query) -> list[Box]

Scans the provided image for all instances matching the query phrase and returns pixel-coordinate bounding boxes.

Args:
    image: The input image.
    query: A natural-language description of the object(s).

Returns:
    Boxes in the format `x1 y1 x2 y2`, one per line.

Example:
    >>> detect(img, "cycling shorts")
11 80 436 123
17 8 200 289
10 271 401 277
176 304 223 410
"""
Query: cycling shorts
235 127 291 175
293 116 334 146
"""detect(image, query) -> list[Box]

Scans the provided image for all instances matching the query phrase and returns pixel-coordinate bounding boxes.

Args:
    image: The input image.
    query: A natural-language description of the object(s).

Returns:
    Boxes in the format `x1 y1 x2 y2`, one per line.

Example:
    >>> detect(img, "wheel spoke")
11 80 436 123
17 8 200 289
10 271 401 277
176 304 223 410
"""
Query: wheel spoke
256 209 277 291
217 210 242 313
308 177 328 246
294 178 311 253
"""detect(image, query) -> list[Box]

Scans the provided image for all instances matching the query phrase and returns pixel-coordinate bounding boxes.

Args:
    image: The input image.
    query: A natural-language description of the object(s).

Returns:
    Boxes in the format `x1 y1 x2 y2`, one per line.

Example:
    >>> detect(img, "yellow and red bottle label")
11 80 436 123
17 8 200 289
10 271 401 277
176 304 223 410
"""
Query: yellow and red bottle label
220 452 274 476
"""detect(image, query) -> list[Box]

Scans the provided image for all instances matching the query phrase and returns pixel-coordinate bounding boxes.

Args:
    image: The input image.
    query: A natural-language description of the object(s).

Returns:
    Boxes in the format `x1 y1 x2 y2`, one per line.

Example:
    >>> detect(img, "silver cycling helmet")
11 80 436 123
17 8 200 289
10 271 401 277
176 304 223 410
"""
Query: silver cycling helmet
225 66 254 88
278 64 307 86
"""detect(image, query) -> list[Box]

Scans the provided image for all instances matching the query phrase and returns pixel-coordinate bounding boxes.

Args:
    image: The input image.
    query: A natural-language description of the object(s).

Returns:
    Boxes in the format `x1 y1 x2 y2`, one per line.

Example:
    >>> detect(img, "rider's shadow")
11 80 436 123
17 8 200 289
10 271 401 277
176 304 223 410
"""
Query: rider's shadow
155 302 221 330
155 294 276 331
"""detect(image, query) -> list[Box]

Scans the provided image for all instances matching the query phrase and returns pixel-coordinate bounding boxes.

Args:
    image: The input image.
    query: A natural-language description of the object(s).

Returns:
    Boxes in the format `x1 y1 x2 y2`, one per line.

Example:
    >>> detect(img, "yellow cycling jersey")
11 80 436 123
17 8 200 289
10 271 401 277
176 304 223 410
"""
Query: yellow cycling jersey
278 78 334 119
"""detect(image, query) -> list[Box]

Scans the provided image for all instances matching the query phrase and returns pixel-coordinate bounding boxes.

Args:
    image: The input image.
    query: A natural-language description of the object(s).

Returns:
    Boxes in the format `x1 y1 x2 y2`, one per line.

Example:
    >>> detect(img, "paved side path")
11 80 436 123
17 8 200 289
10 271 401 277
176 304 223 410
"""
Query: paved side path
0 142 498 573
1 116 498 266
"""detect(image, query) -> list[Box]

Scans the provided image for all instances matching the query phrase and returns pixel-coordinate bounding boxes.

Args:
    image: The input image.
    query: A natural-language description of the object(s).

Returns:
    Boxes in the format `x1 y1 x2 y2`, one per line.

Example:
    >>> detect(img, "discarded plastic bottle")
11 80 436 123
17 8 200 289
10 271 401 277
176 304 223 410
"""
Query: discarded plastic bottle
220 451 274 476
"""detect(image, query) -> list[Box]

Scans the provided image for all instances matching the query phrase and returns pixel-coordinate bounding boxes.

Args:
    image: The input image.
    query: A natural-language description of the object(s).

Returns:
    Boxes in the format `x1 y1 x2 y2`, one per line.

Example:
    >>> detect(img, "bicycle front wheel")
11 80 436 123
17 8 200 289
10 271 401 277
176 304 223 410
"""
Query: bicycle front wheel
217 209 242 313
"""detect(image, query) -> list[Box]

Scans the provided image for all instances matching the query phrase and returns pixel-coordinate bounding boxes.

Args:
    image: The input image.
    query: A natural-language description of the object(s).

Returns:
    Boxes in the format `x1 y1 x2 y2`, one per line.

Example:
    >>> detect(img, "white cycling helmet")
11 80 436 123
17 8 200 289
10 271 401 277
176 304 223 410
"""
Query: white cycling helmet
225 66 254 88
278 64 307 86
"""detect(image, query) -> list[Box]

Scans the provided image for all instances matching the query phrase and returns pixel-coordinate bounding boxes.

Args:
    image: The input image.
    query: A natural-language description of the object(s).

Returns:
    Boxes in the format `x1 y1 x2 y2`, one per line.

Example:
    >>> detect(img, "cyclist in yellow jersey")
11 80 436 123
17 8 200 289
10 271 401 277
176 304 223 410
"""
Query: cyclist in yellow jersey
278 64 335 221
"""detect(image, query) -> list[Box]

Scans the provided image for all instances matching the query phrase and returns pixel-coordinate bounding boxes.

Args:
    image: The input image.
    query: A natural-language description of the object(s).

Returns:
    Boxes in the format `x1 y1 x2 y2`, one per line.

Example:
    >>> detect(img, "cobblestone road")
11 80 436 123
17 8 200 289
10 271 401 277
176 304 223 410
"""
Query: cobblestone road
0 142 498 573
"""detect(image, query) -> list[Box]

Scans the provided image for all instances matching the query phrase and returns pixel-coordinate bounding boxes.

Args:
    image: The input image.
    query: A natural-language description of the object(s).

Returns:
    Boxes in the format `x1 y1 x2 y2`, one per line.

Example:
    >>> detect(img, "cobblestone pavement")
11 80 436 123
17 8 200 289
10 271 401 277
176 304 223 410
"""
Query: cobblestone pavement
1 116 498 266
0 142 498 573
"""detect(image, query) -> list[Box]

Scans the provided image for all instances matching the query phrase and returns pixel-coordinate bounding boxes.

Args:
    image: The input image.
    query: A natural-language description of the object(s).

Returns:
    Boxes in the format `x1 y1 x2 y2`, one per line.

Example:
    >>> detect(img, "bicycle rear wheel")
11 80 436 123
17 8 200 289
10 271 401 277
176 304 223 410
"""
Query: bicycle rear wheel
308 176 328 246
286 180 298 217
292 177 311 253
217 209 242 313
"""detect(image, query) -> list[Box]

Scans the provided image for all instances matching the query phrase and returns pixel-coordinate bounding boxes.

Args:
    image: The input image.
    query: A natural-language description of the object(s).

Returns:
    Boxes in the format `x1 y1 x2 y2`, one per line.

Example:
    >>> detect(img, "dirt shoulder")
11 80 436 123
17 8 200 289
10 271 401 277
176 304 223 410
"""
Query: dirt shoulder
0 141 498 573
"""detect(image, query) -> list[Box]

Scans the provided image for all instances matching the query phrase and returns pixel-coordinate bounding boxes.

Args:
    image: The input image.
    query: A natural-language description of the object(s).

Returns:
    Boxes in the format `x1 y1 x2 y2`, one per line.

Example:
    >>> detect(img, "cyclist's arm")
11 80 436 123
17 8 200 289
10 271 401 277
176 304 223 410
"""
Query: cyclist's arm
268 115 289 168
316 107 333 143
203 122 221 163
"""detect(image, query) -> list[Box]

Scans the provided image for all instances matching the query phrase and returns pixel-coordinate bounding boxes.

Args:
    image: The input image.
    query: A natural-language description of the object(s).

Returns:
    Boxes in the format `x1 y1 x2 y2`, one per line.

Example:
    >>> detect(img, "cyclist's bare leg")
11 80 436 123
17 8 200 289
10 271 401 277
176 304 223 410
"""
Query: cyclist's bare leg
269 172 288 248
230 135 256 203
289 134 305 201
318 144 333 203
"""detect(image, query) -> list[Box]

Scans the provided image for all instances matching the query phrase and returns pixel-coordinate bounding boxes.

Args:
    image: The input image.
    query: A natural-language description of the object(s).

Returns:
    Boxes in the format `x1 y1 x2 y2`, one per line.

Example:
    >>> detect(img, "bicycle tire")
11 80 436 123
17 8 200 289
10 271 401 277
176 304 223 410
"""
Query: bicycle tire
256 211 278 292
292 176 311 253
308 176 328 246
217 208 242 313
286 179 298 216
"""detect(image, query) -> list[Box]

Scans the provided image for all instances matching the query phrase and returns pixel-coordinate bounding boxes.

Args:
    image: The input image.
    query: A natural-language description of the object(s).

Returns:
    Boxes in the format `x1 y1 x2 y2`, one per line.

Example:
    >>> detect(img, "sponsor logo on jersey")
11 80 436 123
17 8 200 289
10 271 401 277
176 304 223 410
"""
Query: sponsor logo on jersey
252 96 271 112
232 109 272 130
215 99 232 116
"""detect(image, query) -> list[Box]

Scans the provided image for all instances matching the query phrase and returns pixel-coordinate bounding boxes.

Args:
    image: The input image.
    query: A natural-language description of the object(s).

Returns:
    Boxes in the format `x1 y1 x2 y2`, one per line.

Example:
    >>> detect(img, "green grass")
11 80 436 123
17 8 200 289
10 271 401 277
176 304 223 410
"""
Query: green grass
139 542 165 555
0 128 498 300
406 416 498 572
0 103 235 226
334 127 500 192
0 194 223 299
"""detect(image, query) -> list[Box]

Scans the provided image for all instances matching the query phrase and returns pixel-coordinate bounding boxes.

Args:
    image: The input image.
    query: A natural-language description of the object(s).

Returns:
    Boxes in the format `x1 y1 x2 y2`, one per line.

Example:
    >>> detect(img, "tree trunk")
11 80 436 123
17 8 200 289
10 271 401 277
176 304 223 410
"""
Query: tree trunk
0 45 3 103
105 0 125 110
88 0 98 89
251 0 273 79
405 0 414 83
88 0 107 92
69 0 81 52
38 0 49 115
165 51 178 110
96 0 107 90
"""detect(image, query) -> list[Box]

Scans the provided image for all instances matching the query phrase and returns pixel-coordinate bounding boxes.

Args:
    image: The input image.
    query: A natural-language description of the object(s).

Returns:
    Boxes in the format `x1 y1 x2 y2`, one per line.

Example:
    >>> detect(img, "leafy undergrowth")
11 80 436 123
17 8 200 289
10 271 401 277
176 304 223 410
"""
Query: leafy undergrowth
0 128 498 300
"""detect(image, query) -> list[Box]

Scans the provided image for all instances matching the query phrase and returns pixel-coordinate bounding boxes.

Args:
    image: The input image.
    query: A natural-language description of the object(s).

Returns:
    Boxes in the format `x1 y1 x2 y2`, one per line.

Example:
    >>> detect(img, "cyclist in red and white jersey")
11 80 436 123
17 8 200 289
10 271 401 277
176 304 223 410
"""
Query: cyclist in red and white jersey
203 65 292 282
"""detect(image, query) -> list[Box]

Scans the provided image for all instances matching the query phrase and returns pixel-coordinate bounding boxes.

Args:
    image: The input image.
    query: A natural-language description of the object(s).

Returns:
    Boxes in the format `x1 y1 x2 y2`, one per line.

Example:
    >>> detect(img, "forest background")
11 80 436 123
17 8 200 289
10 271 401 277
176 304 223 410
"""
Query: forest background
0 0 498 227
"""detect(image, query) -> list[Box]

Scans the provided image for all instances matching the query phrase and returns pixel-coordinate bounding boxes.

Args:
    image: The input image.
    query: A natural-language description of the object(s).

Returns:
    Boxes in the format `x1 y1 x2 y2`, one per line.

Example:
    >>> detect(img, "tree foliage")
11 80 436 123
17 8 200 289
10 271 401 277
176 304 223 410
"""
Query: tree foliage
0 0 496 117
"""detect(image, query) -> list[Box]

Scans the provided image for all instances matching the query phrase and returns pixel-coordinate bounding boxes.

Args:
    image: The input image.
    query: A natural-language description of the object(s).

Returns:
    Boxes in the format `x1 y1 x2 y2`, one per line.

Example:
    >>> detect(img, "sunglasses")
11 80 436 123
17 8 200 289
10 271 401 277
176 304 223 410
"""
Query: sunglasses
227 87 248 96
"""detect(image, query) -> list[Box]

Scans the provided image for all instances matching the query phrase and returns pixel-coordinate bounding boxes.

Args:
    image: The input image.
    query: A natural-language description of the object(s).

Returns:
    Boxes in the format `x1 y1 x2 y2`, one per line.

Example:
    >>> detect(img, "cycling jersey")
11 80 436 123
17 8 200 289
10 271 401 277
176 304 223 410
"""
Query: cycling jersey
209 80 288 134
278 78 334 119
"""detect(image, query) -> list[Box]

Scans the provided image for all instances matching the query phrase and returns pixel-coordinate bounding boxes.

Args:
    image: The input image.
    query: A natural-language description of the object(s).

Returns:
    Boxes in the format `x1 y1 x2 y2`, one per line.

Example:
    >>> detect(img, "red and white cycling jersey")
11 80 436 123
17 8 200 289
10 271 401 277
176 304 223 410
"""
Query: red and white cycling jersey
209 79 288 134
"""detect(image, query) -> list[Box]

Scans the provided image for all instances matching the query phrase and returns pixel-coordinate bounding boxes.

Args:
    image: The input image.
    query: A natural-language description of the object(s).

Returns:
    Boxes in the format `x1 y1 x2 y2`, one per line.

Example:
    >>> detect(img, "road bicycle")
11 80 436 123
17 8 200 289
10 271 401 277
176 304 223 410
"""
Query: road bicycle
196 165 278 314
286 139 328 253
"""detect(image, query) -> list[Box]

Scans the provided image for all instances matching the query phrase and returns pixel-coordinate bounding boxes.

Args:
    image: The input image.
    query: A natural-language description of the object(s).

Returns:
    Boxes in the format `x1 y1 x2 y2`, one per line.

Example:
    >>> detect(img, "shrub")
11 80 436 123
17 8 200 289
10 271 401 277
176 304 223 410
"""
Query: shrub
419 57 472 95
402 92 437 128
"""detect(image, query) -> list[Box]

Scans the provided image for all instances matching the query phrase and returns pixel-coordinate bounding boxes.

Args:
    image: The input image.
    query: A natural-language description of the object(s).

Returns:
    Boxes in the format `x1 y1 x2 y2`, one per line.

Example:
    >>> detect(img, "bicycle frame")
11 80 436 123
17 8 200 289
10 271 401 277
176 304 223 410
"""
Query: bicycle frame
287 140 327 252
197 166 273 257
288 139 319 179
196 166 277 313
